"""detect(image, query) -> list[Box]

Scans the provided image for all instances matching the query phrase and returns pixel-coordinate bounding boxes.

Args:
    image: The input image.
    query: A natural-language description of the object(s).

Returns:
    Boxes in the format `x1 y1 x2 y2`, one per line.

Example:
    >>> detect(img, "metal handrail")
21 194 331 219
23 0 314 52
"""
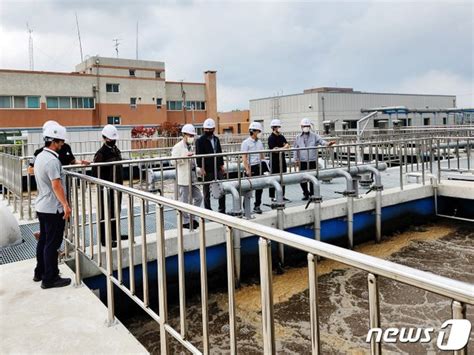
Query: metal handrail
64 169 473 355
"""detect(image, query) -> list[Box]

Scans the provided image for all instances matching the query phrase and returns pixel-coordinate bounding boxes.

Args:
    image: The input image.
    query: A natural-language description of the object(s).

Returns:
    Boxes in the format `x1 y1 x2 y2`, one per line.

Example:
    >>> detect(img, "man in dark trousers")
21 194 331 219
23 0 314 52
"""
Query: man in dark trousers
34 123 71 289
268 119 290 202
195 118 226 214
92 124 124 247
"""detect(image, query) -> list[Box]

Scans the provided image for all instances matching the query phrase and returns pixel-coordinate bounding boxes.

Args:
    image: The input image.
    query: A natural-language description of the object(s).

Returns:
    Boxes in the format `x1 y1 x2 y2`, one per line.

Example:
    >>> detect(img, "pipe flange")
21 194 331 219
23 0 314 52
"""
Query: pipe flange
343 190 357 197
310 196 323 203
271 203 285 209
372 185 384 191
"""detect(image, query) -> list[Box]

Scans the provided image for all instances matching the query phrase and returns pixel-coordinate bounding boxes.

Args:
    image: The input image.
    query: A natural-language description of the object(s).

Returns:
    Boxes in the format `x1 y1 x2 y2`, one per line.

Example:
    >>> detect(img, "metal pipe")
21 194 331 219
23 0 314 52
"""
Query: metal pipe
156 204 169 354
334 170 356 249
103 187 115 326
258 238 275 354
362 165 383 243
368 273 381 355
225 227 237 353
308 253 321 354
199 217 210 355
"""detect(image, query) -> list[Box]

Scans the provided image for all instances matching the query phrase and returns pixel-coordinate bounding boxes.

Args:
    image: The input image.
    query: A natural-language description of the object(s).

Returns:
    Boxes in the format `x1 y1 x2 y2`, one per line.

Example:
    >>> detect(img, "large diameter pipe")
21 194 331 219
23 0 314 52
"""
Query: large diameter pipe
363 165 383 243
333 170 356 250
302 174 322 242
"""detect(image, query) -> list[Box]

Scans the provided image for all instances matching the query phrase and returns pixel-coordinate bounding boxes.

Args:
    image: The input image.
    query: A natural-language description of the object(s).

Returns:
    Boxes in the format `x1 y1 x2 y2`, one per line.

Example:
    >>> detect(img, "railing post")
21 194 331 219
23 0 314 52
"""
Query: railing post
72 178 81 286
258 237 275 354
307 253 320 354
156 204 169 354
199 217 210 355
367 273 381 355
226 226 237 354
452 301 468 355
103 186 116 326
176 211 187 338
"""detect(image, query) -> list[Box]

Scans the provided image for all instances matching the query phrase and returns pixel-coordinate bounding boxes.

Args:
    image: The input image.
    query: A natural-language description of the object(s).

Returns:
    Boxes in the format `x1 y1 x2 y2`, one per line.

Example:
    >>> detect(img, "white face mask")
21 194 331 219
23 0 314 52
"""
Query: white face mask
302 127 310 133
257 132 262 139
187 136 195 144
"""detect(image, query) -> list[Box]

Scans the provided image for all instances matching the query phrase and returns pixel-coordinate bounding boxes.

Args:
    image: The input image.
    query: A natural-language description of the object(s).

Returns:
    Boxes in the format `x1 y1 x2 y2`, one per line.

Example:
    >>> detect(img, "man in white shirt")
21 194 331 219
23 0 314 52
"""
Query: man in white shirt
171 124 203 229
241 121 267 214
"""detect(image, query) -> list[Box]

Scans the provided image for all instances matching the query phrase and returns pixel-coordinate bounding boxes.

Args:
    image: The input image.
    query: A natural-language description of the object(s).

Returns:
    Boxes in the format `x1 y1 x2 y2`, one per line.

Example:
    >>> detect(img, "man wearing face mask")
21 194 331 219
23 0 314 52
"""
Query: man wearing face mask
294 118 335 200
92 124 125 247
241 121 267 214
268 119 290 202
33 124 72 288
195 118 226 214
172 124 203 229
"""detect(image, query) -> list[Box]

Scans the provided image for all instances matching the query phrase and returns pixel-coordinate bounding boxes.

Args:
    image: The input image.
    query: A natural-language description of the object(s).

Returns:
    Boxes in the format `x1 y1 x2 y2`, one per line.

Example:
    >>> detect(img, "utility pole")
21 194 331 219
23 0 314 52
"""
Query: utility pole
136 20 139 60
180 80 187 124
26 23 34 70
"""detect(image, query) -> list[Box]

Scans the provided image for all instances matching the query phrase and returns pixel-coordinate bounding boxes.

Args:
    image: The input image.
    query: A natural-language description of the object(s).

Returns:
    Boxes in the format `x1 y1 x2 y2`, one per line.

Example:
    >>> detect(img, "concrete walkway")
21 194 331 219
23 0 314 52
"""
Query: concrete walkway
0 259 147 354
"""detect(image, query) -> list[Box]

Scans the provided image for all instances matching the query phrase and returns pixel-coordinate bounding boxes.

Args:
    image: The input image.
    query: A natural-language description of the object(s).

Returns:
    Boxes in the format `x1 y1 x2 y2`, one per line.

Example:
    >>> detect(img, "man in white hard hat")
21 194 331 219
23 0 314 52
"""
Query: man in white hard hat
268 119 290 202
92 124 126 247
294 118 335 200
241 121 268 214
28 120 89 240
172 124 203 229
195 118 226 214
33 123 72 289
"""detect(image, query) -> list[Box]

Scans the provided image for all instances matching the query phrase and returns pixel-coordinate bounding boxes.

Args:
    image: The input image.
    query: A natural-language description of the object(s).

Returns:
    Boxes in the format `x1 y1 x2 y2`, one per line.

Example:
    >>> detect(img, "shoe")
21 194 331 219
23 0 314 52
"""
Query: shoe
183 223 191 229
120 235 129 240
218 210 226 214
302 196 309 201
283 197 291 202
33 232 40 241
33 274 42 282
192 220 200 229
41 277 71 289
100 241 118 248
253 207 263 214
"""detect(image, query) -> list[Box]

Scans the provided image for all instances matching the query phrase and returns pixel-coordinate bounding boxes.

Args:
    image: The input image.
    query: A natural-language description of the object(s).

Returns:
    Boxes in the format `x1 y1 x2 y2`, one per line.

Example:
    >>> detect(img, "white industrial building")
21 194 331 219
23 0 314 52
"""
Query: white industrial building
250 87 458 132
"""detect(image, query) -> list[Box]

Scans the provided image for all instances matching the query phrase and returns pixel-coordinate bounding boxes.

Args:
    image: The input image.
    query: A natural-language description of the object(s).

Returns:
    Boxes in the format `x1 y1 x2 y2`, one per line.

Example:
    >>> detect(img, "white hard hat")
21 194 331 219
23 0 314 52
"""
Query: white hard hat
102 124 119 140
42 120 59 133
181 123 196 135
43 124 67 141
270 119 281 127
300 118 312 126
249 121 263 131
203 118 216 129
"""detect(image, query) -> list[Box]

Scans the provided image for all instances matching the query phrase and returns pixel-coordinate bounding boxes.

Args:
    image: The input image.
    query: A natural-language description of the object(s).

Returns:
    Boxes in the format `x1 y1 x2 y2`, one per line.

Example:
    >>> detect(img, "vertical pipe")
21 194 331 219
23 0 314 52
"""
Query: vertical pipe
156 204 169 354
375 190 382 243
140 198 149 307
27 168 32 220
226 226 237 354
437 139 441 183
277 207 284 266
103 187 115 326
314 201 321 241
87 182 94 258
199 217 210 355
72 178 81 286
128 195 135 294
367 273 381 355
80 179 86 252
347 196 354 249
258 237 275 354
234 228 242 287
176 210 187 338
307 253 320 355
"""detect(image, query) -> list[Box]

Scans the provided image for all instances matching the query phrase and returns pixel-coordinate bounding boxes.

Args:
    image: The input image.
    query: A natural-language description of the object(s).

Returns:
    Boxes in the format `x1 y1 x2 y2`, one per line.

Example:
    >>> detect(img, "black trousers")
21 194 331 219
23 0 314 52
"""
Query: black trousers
300 161 317 197
99 187 122 246
269 156 287 199
35 212 65 282
203 171 226 213
244 163 267 208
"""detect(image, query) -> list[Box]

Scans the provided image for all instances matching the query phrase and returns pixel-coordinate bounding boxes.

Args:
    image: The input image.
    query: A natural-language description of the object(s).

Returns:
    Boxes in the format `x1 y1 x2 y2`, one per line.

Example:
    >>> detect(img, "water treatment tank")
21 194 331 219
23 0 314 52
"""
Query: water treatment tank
0 204 22 248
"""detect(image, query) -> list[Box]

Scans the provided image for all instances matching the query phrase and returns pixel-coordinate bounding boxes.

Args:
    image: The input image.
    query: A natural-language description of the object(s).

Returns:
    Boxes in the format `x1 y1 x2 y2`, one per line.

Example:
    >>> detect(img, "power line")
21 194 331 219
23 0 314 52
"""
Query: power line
26 22 34 70
75 12 84 62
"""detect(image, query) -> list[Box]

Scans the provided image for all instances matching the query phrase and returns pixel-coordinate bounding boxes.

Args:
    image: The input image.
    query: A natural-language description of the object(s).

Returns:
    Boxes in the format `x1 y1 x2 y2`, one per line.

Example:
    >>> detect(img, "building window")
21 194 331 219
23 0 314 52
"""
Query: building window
130 97 137 108
167 100 184 111
106 83 120 93
129 69 135 77
47 96 94 109
27 96 40 108
14 96 26 108
155 71 161 79
424 117 430 126
443 117 447 125
184 100 206 110
0 96 12 108
156 98 162 109
107 116 121 125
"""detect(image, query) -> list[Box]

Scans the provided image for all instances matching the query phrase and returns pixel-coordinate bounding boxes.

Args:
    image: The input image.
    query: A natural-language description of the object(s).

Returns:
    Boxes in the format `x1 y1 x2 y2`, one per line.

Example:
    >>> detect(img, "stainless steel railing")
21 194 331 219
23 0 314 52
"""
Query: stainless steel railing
63 169 474 354
2 135 473 220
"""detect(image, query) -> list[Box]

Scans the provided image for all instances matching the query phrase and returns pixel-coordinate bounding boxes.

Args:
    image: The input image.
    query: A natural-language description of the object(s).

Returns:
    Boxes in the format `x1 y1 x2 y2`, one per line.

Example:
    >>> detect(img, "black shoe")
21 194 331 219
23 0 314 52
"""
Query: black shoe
218 210 226 214
33 275 42 282
302 196 309 201
101 241 118 248
120 235 129 240
183 223 191 229
253 206 263 214
192 220 200 229
41 277 71 289
283 197 291 202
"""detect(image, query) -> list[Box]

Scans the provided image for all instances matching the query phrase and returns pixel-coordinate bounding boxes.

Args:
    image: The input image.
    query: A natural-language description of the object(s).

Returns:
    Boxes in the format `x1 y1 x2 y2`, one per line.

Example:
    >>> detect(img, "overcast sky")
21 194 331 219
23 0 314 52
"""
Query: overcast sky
1 0 473 110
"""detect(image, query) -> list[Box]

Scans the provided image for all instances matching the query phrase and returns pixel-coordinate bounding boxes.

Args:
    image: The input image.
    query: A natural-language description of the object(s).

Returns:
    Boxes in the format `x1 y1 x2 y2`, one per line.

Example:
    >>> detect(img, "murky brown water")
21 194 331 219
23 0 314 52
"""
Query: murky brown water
125 221 474 354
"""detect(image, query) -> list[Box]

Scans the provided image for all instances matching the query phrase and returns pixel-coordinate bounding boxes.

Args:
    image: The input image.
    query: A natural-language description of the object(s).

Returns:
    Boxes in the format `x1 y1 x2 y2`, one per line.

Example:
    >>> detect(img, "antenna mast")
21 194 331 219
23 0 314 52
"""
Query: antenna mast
136 20 139 60
113 38 121 58
26 23 34 70
75 13 84 62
